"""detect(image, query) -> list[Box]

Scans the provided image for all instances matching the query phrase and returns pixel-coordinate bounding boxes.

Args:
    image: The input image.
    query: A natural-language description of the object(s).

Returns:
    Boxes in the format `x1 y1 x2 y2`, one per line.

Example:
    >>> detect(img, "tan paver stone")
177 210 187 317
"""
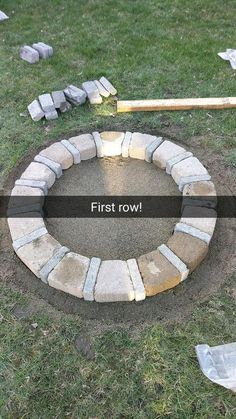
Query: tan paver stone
171 157 208 185
138 250 181 296
69 134 96 160
8 185 44 208
100 131 124 156
153 140 185 169
183 181 216 197
129 132 157 160
20 162 56 188
8 212 45 241
181 206 217 235
167 232 208 272
48 252 90 298
16 233 62 278
95 260 135 302
39 142 73 169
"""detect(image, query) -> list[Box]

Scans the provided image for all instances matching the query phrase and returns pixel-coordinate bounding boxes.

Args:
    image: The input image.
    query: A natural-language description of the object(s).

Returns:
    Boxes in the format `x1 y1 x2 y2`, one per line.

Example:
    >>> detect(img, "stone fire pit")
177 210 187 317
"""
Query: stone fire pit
7 131 217 303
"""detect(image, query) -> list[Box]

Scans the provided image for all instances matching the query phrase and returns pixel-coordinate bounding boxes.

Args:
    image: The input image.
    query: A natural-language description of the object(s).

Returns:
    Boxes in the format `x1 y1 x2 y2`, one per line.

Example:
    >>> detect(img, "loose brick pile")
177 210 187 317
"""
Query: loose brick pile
20 42 53 64
27 77 117 121
7 132 217 303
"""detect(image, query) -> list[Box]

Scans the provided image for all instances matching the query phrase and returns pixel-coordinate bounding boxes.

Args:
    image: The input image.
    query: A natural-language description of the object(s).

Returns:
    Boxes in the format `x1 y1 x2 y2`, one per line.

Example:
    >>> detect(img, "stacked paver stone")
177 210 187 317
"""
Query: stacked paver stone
28 92 68 122
7 131 217 302
81 77 117 105
20 42 53 64
28 91 71 121
27 77 117 122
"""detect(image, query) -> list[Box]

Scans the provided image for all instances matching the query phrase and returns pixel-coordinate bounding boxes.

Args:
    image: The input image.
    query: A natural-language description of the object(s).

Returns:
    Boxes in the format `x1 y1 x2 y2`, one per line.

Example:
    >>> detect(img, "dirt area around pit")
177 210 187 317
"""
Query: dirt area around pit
46 157 180 260
1 129 235 325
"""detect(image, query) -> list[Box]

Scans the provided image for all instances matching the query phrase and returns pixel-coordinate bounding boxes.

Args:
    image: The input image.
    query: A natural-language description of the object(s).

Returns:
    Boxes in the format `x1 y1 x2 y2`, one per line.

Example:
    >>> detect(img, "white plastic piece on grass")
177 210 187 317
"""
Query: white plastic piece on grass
0 11 9 21
195 342 236 392
218 49 236 70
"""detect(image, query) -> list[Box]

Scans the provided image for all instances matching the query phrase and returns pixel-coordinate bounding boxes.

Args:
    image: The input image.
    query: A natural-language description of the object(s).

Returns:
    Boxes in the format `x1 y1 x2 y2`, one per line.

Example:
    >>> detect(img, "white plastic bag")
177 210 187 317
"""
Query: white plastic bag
0 11 9 21
195 342 236 392
218 49 236 70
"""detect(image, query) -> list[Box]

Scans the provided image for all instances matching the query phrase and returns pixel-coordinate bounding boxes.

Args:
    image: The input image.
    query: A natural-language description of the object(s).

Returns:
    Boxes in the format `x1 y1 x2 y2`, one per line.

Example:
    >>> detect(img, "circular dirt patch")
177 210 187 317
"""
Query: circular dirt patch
46 157 179 260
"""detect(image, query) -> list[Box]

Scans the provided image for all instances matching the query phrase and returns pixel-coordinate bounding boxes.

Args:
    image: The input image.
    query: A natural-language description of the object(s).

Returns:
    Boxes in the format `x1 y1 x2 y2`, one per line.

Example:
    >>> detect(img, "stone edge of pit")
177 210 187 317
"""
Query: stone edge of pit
7 131 217 303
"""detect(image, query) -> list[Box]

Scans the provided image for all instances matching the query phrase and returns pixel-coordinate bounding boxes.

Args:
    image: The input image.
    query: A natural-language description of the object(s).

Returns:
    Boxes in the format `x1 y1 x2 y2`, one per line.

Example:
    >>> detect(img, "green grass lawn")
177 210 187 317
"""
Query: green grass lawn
1 0 236 186
1 278 236 418
0 0 236 417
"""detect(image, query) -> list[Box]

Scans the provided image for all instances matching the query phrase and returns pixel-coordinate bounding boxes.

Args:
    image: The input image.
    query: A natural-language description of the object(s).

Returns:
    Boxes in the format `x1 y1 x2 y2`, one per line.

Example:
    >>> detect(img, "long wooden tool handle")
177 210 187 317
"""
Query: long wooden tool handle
117 97 236 112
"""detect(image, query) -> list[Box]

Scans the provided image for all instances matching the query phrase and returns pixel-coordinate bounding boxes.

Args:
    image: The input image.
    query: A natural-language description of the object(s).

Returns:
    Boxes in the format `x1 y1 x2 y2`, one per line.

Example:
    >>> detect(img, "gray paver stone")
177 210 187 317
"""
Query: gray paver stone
145 137 163 163
83 257 101 301
174 222 212 244
166 151 193 175
28 99 44 121
61 139 81 164
38 93 55 113
82 81 102 104
45 110 58 120
158 244 189 281
121 131 132 158
7 205 43 217
15 179 48 195
64 85 87 105
60 101 72 112
20 46 39 64
180 206 217 235
39 246 70 283
94 80 110 97
34 154 62 178
99 76 117 95
32 42 50 58
38 42 53 56
127 258 146 301
52 91 67 109
13 226 47 251
92 132 103 157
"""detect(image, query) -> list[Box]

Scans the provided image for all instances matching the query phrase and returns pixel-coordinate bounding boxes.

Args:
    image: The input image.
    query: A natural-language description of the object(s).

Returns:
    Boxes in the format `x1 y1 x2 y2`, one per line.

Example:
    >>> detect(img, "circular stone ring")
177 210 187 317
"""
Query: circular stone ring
7 131 217 303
